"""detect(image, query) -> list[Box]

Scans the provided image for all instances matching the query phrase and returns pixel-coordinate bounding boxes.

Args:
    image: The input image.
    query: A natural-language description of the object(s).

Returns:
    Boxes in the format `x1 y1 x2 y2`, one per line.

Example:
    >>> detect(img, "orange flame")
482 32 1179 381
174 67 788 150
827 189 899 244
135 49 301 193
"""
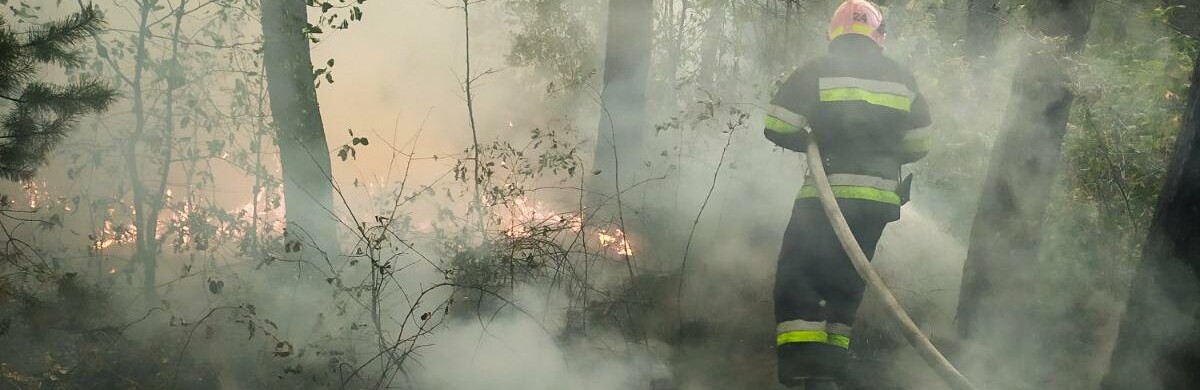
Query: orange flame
596 228 634 256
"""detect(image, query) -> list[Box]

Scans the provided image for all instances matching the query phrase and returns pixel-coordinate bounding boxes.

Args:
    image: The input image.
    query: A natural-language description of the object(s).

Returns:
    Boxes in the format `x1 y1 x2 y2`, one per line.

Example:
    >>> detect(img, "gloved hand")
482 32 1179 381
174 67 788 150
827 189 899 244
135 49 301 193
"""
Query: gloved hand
898 173 913 205
764 125 812 153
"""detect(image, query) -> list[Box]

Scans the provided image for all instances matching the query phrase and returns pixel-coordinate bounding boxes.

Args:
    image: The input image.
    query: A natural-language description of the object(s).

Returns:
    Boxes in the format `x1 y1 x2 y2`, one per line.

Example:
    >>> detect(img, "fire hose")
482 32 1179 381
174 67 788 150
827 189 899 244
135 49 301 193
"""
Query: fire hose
804 135 978 390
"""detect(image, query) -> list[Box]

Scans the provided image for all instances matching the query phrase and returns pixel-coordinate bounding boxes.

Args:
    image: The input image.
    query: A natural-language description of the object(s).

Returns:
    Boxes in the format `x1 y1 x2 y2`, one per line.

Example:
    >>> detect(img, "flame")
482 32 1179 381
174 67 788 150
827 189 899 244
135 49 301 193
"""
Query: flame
596 228 634 256
21 180 44 209
597 230 616 246
502 197 579 238
498 197 635 256
94 220 138 250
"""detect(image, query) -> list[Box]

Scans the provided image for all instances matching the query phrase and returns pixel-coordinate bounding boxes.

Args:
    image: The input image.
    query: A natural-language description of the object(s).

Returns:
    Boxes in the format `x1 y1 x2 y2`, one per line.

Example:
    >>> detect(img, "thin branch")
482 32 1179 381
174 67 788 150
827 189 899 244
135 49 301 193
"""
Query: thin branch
676 122 739 325
462 0 485 233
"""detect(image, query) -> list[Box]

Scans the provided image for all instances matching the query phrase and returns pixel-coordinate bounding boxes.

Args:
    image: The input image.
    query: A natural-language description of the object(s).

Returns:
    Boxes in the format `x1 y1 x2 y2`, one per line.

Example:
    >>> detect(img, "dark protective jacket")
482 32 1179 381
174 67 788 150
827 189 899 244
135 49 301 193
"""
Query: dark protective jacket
764 34 932 215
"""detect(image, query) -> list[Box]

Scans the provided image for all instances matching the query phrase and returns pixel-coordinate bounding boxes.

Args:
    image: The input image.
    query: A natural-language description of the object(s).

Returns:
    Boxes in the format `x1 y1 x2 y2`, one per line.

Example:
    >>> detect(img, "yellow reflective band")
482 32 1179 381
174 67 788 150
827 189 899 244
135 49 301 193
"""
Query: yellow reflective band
828 334 851 349
901 135 932 153
777 330 829 346
765 115 803 134
827 322 853 336
821 77 914 99
819 88 913 112
777 330 852 348
829 23 877 40
768 104 806 128
823 173 897 190
798 185 902 205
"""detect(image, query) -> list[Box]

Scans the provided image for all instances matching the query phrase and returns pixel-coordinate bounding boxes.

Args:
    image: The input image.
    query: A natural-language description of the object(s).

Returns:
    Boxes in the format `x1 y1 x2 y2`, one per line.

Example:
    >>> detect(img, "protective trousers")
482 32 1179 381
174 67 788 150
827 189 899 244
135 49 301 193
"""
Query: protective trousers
774 199 890 386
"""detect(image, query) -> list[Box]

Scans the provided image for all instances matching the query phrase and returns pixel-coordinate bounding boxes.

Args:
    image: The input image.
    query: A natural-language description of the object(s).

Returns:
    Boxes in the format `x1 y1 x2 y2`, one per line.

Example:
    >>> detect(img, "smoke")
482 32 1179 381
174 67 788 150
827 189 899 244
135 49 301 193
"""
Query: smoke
412 286 660 390
3 0 1192 389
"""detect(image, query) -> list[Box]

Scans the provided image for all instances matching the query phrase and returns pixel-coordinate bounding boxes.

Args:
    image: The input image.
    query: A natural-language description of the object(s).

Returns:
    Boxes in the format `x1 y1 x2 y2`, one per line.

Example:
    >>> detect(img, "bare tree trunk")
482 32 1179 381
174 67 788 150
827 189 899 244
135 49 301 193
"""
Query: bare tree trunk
955 1 1093 386
261 0 340 259
127 0 154 305
592 0 653 195
699 0 725 91
1162 0 1200 38
1028 0 1096 53
1100 51 1200 390
965 0 1000 76
141 0 187 300
954 52 1073 384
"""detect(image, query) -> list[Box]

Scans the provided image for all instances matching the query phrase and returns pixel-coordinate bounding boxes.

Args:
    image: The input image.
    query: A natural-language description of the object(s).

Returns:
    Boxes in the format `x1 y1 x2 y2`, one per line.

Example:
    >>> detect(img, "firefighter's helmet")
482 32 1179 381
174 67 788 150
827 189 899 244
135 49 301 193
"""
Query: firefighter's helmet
828 0 886 47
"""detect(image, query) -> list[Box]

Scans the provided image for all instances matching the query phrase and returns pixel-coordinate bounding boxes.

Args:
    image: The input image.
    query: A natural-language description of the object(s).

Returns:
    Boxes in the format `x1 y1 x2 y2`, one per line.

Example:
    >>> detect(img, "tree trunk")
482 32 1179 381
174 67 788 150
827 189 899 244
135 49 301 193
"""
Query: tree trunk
1162 0 1200 39
1028 0 1096 54
954 50 1074 388
592 0 653 195
261 0 340 259
965 0 1000 73
127 0 155 305
699 0 725 91
955 1 1092 384
1100 51 1200 390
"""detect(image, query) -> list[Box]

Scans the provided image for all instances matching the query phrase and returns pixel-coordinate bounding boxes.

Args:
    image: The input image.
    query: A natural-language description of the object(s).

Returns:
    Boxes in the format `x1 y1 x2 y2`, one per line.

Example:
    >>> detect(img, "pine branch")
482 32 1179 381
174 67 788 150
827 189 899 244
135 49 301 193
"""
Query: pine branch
19 80 117 115
0 79 115 181
0 5 117 182
20 6 105 67
0 107 82 181
0 109 44 181
0 33 36 96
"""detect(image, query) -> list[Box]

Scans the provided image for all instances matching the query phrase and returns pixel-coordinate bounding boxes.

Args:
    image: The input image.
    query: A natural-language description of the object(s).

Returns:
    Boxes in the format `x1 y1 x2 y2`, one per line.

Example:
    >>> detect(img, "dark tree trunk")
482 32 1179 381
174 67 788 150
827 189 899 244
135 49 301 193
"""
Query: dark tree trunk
1028 0 1096 53
129 0 155 305
699 0 726 91
1100 52 1200 390
261 0 340 258
1162 0 1200 39
955 1 1093 384
591 0 653 194
954 50 1074 386
965 0 1000 66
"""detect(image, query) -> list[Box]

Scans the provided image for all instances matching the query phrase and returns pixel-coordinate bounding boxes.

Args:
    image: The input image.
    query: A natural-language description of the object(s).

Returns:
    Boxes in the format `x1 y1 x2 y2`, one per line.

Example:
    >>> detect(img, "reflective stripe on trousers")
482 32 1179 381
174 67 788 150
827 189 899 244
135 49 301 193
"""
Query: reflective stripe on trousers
777 319 852 349
826 322 852 349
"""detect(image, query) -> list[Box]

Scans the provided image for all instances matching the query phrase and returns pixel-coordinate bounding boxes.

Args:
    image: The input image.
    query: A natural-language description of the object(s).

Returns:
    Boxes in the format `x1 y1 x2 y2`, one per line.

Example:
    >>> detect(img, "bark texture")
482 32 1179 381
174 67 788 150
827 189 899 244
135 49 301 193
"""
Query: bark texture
955 1 1094 384
955 51 1074 385
1100 52 1200 390
965 0 1001 64
592 0 653 193
261 0 340 257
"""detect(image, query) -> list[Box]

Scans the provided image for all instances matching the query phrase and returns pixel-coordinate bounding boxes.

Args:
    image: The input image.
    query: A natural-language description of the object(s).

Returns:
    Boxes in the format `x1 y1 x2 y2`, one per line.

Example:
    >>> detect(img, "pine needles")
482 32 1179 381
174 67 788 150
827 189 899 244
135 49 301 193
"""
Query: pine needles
0 5 116 181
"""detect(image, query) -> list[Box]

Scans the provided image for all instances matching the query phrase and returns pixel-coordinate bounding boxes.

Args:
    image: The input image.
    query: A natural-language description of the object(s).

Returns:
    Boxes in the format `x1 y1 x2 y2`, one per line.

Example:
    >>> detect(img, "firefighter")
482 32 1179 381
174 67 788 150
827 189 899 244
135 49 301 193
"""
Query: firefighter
764 0 932 388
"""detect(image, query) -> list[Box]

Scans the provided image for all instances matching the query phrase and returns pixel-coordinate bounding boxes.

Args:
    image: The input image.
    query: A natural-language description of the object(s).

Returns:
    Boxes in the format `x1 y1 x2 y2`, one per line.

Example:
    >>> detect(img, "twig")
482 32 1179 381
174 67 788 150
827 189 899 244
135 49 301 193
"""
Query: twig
676 124 738 325
462 0 485 233
589 82 648 348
